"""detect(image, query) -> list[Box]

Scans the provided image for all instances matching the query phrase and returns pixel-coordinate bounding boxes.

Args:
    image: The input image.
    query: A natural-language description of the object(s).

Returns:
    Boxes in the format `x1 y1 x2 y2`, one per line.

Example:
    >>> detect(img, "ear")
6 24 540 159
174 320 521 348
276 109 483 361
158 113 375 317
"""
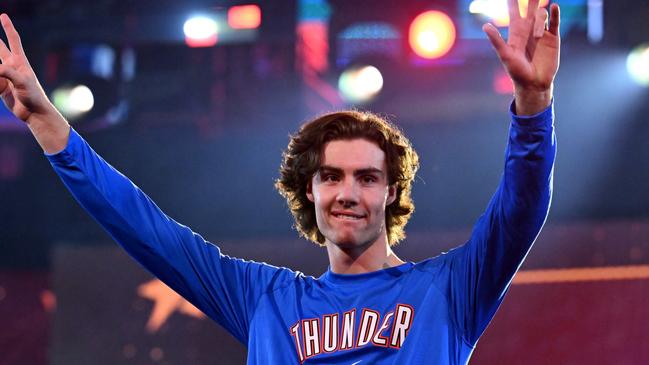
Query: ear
306 178 314 202
386 184 397 206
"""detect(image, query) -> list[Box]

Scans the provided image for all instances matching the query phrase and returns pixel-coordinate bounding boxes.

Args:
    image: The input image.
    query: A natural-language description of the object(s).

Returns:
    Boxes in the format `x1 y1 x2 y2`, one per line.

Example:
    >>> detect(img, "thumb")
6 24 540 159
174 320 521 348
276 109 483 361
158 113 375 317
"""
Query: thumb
482 23 509 61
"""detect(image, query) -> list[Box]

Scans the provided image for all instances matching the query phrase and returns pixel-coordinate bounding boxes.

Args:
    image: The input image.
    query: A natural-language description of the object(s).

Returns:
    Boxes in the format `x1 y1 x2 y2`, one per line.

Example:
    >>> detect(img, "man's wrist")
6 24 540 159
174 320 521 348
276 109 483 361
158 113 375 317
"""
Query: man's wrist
513 85 553 116
26 106 72 155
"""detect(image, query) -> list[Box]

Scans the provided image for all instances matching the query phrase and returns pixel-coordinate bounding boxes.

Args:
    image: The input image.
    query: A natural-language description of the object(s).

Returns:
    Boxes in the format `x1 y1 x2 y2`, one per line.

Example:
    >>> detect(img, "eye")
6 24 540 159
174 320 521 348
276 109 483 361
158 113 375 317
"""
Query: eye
361 175 378 184
322 174 340 182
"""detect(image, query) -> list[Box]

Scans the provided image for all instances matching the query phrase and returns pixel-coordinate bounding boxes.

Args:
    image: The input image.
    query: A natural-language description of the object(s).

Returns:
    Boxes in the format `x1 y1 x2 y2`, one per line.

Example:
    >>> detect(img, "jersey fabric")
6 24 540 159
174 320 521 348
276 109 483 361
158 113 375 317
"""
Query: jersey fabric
46 101 556 365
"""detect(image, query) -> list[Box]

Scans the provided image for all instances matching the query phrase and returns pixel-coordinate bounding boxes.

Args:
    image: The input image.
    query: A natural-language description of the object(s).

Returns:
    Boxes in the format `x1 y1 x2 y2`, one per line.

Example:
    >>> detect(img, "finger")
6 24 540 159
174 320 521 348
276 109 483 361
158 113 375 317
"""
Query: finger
533 8 549 38
483 23 510 61
508 0 521 21
0 14 25 56
526 0 540 18
548 3 560 36
0 38 10 62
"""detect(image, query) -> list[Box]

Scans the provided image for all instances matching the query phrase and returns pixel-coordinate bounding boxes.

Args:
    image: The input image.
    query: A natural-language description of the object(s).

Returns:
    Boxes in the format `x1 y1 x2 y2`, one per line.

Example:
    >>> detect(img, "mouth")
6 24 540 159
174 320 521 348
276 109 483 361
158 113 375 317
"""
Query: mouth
331 212 366 221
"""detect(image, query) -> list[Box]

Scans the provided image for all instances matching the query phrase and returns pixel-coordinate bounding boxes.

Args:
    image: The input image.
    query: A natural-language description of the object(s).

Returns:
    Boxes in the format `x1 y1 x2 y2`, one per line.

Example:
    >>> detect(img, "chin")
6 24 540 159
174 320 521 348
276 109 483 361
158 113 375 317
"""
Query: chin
331 233 374 250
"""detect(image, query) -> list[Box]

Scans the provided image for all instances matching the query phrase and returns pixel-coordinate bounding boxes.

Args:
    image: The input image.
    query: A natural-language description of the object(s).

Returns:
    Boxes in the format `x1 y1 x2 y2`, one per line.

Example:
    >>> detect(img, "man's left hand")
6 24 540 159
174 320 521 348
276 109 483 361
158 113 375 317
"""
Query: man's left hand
483 0 561 115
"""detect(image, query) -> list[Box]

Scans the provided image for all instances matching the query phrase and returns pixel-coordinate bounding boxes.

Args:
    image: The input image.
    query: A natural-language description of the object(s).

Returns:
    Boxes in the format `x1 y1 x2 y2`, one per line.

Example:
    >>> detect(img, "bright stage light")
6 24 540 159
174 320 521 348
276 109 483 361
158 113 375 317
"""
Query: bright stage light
338 65 384 104
469 0 549 27
469 0 509 26
183 16 219 47
408 11 456 59
626 44 649 87
69 85 95 112
51 85 95 121
228 5 261 29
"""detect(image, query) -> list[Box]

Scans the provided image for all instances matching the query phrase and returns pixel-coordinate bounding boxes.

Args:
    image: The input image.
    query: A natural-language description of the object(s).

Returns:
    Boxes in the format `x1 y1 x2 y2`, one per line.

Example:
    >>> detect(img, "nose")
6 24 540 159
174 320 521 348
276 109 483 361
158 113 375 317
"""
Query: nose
336 178 359 207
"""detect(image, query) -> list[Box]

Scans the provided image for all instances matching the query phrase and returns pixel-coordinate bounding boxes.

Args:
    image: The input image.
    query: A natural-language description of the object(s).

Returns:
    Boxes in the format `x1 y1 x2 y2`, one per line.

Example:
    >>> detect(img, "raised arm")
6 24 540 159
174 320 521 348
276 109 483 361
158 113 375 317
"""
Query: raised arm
0 14 70 153
443 0 560 346
1 13 294 343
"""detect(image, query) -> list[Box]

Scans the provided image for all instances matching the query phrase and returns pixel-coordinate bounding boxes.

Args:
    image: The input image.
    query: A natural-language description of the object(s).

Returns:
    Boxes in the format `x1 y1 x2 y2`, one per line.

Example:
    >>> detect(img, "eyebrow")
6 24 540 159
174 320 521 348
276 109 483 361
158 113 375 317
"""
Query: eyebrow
318 165 385 177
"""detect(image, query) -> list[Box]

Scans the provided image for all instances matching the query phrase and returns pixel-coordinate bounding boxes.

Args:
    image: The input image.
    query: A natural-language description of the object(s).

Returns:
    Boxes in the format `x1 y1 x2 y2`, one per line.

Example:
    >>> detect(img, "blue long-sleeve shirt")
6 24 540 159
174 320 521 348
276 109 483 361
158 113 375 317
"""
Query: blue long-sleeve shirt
46 102 555 364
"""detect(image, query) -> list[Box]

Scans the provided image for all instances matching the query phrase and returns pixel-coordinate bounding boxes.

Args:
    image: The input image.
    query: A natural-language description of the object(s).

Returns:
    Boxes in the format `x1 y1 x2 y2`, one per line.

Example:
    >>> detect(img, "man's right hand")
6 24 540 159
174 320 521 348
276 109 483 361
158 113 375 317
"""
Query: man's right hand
1 13 70 154
1 13 51 122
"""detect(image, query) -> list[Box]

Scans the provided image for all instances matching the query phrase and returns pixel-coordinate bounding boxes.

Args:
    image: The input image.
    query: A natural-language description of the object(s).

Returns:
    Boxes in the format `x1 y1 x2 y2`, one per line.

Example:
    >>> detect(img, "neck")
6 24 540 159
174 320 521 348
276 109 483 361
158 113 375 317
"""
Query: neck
325 234 405 274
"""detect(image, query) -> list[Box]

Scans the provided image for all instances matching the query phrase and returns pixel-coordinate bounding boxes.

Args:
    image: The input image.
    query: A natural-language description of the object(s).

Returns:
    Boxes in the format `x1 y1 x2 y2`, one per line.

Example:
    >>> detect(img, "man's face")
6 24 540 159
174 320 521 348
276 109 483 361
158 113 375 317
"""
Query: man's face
307 138 396 249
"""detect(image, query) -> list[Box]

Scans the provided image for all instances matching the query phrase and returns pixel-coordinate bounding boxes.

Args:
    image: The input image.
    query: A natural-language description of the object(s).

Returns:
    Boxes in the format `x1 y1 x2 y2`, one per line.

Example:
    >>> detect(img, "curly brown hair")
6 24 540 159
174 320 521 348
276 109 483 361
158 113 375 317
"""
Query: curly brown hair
275 110 419 246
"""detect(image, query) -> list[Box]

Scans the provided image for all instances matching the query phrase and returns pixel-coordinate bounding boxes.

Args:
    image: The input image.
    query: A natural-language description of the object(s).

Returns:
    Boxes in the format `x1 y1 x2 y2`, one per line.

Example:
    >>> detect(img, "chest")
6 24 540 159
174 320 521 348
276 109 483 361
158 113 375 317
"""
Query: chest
249 278 453 363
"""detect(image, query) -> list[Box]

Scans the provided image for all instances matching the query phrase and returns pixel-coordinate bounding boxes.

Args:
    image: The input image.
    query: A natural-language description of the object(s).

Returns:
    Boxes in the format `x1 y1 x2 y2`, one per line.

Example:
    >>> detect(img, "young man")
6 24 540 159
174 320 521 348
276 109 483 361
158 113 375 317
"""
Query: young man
0 0 559 363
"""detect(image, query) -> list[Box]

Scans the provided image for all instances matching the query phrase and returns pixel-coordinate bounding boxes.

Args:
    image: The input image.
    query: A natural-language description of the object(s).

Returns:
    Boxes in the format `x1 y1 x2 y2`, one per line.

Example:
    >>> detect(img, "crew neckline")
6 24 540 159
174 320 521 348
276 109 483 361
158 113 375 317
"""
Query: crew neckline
320 262 414 285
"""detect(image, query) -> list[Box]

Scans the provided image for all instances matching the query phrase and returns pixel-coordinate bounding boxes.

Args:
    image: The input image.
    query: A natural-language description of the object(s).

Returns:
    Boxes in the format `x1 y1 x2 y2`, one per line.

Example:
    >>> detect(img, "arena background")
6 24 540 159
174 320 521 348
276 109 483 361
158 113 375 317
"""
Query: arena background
1 0 648 363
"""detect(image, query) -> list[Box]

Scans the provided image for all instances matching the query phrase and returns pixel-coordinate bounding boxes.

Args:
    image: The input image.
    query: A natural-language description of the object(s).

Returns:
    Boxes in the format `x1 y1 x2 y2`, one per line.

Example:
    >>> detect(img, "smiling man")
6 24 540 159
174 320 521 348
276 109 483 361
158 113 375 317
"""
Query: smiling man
279 113 415 275
1 0 560 363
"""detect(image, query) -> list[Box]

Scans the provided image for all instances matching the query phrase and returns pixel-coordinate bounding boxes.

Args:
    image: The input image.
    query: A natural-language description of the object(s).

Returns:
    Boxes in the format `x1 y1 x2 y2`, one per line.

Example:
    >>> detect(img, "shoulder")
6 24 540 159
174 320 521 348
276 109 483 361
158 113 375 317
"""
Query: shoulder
411 249 461 274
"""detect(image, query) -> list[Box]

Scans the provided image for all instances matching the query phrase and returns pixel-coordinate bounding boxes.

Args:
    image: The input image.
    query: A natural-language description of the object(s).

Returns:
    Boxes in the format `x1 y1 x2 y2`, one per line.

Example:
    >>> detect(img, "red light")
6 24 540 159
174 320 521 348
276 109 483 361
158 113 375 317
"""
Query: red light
297 22 329 73
408 11 456 60
184 34 218 48
493 68 514 94
228 5 261 29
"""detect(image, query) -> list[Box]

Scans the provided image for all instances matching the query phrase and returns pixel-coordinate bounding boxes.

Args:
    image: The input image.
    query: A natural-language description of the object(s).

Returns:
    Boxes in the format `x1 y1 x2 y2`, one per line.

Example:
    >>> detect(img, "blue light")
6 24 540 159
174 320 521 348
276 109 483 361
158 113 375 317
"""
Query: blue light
339 23 400 40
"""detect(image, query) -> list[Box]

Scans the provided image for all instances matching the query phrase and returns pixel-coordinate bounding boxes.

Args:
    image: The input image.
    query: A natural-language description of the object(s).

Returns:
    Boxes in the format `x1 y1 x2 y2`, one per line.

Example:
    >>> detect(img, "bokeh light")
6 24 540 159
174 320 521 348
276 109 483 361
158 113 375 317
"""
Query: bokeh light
51 85 95 121
626 44 649 87
183 16 219 47
408 11 456 59
228 5 262 29
469 0 550 27
338 65 384 104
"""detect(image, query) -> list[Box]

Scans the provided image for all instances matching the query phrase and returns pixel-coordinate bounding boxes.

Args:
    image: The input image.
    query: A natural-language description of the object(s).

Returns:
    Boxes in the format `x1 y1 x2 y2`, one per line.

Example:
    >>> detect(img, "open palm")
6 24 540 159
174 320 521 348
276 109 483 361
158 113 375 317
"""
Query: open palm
483 0 561 92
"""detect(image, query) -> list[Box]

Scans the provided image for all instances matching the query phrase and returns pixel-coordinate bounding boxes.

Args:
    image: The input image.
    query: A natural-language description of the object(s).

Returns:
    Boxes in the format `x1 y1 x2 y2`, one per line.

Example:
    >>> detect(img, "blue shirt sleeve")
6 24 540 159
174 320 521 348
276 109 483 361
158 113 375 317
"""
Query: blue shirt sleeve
46 128 296 344
444 101 556 346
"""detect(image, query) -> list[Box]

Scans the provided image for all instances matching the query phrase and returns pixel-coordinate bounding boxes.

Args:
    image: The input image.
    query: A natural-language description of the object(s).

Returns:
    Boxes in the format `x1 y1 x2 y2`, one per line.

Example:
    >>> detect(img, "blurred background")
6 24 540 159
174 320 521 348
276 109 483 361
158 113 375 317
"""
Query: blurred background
0 0 648 364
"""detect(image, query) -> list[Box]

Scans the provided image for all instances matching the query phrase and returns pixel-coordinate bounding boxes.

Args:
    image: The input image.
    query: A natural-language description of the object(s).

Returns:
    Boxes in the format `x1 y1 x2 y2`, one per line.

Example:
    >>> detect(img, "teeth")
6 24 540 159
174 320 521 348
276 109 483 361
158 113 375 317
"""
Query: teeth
335 214 361 220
